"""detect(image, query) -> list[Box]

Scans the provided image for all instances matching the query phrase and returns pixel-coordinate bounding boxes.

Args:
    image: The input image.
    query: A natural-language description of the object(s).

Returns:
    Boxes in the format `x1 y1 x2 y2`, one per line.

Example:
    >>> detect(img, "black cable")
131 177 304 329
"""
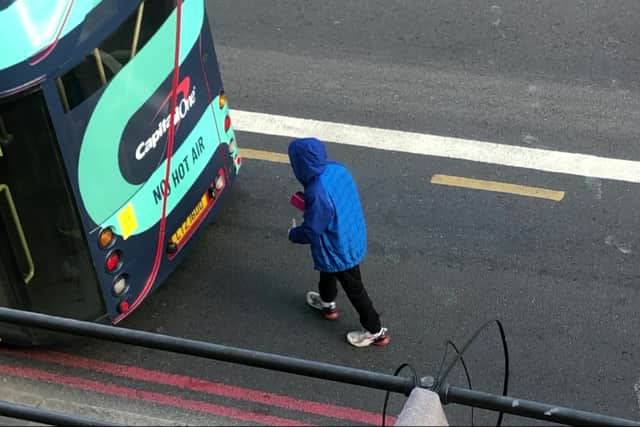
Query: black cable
382 321 507 426
382 363 420 427
434 319 510 427
382 342 475 426
445 339 475 426
434 341 452 387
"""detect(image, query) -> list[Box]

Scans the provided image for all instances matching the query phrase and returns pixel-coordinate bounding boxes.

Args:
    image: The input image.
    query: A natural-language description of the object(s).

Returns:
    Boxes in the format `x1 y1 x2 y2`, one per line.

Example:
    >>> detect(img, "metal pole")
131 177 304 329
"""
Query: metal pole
441 385 640 427
0 307 638 426
0 307 415 394
0 399 122 426
93 48 107 85
130 1 145 57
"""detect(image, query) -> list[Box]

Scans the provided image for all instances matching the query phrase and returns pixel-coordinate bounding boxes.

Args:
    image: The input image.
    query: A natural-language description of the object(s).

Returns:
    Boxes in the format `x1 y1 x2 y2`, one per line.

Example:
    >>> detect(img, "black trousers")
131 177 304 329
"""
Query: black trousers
319 265 381 333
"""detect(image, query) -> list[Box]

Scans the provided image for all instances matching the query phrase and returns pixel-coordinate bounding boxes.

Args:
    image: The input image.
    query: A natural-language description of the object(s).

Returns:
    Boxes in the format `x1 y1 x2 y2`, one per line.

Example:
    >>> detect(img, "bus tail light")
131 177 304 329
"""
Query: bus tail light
98 228 114 248
218 91 226 109
112 275 128 296
118 300 130 313
215 173 225 191
224 115 231 132
166 241 178 255
209 170 226 199
105 250 122 272
228 138 237 153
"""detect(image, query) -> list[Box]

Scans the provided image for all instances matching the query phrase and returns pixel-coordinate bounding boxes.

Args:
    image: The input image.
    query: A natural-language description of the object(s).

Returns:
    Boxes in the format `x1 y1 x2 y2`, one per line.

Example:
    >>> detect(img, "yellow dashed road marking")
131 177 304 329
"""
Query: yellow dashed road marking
431 174 565 201
236 149 566 202
240 148 289 164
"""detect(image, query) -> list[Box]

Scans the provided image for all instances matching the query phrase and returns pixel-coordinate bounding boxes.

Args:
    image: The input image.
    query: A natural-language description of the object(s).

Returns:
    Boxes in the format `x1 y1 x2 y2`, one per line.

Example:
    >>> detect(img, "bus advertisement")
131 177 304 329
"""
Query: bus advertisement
0 0 241 344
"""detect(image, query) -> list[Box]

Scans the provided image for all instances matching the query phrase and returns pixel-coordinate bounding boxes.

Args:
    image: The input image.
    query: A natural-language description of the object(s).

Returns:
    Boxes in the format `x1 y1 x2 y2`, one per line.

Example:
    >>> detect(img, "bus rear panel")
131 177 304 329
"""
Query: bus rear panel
0 0 240 342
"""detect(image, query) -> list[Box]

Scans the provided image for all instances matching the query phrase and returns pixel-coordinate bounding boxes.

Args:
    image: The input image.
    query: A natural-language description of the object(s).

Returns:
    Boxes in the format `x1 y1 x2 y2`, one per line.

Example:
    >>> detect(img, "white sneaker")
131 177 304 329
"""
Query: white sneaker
306 291 338 319
346 327 390 347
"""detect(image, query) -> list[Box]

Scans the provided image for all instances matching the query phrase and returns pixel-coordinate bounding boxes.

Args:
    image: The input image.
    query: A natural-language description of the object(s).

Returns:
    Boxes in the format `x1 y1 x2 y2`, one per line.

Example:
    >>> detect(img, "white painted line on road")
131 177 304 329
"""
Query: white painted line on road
232 110 640 184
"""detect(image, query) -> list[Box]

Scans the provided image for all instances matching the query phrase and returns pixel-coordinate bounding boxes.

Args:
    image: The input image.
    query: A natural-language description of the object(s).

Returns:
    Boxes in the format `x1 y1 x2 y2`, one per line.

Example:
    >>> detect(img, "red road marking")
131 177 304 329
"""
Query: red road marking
3 348 394 425
0 362 308 426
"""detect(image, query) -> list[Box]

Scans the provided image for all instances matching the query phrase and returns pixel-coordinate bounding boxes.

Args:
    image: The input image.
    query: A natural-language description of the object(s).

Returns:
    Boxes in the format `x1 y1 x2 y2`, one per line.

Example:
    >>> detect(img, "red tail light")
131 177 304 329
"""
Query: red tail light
118 300 130 313
224 115 231 132
105 250 122 272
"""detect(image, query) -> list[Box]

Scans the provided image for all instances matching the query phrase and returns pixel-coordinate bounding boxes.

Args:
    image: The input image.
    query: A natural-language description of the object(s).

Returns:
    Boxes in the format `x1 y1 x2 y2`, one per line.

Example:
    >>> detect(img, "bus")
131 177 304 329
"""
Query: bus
0 0 241 344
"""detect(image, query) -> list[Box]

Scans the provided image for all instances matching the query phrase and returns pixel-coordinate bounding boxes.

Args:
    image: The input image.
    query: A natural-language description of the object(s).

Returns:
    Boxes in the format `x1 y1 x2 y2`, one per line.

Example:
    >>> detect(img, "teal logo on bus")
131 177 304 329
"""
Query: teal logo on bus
118 75 197 185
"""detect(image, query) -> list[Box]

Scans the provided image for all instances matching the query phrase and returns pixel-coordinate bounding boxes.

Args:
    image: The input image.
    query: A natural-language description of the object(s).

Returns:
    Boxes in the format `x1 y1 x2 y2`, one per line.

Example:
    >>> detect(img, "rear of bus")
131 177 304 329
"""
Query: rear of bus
0 0 240 343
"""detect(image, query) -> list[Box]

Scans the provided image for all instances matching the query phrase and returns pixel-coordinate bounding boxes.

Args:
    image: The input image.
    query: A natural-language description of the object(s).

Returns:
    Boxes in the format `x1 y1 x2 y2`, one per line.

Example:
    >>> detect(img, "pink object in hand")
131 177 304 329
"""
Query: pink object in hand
289 191 305 211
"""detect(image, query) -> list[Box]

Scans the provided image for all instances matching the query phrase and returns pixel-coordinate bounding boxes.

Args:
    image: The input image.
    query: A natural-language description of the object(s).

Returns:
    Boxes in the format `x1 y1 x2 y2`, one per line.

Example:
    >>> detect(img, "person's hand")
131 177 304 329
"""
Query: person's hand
287 218 297 239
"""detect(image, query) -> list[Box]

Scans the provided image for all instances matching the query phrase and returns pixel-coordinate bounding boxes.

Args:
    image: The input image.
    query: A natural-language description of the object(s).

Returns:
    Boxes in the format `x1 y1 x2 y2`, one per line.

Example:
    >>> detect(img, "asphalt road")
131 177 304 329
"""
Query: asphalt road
3 1 640 425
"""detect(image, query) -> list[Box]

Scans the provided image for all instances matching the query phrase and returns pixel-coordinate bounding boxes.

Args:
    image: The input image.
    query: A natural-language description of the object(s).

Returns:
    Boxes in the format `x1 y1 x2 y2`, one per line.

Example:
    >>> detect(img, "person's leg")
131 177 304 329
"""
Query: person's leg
337 265 389 347
306 272 339 319
318 272 338 303
336 265 381 333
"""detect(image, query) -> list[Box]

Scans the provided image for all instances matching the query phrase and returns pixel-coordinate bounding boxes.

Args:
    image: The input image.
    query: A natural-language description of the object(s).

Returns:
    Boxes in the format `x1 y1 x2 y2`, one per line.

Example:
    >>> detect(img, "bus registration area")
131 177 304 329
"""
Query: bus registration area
170 193 209 247
167 163 226 257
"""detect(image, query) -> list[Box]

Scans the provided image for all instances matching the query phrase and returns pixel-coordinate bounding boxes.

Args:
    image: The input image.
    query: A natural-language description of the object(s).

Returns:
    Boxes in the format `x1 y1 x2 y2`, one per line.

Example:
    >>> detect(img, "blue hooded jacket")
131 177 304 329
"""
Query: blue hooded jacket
287 137 366 272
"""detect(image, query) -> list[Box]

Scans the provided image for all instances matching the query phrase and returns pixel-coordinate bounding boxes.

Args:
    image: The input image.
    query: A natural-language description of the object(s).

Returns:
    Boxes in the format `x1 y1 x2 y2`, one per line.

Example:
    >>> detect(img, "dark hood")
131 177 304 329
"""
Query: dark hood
288 137 327 185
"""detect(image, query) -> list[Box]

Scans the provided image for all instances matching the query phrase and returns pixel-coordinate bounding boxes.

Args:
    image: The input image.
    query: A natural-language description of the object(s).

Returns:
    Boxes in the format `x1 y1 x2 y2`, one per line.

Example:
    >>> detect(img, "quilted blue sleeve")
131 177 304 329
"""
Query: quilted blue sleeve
288 182 334 244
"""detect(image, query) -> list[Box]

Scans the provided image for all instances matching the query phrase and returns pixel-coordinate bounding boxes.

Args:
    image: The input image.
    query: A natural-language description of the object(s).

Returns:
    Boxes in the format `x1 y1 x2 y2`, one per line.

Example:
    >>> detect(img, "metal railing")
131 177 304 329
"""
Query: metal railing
0 306 638 426
0 399 122 426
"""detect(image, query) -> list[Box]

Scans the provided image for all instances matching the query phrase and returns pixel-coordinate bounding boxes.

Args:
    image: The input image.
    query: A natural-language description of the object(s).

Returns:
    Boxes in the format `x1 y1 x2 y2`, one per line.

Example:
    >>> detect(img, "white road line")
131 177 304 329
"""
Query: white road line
232 110 640 184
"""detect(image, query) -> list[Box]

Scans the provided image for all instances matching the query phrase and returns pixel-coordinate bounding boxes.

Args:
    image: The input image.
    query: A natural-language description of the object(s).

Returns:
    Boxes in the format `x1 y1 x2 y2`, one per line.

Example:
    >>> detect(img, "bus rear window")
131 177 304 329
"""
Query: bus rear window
57 0 175 112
